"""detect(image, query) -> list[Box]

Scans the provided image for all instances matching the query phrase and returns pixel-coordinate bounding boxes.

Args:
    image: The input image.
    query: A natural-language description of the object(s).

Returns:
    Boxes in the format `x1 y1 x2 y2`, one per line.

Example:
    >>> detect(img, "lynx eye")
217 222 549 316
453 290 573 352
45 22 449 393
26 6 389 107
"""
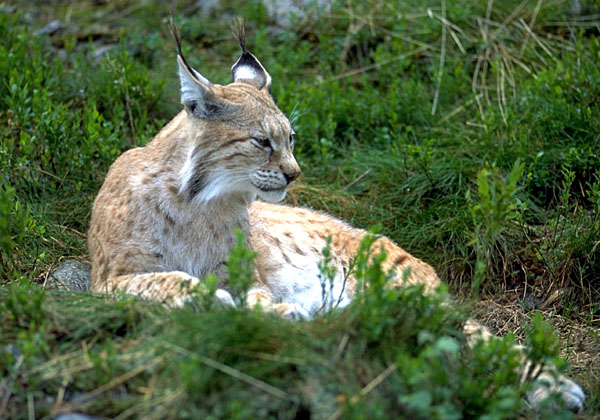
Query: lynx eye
251 137 272 150
289 134 295 149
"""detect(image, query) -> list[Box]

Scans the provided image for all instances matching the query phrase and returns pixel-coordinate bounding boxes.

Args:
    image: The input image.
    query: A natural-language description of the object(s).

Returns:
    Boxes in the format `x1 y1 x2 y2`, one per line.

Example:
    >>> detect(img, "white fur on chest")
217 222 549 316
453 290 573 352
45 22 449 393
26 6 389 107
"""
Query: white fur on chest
267 255 352 316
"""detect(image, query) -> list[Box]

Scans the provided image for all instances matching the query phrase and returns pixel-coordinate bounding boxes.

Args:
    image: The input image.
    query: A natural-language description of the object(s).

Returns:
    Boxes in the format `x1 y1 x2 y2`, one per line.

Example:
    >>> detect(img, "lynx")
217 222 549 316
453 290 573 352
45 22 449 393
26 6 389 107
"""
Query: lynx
88 23 584 412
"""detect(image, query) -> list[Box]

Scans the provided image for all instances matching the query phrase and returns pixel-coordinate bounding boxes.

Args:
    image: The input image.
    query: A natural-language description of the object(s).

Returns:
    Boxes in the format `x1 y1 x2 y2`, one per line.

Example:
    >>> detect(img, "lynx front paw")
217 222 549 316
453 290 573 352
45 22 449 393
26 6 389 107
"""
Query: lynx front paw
273 303 309 320
528 374 585 413
214 288 235 307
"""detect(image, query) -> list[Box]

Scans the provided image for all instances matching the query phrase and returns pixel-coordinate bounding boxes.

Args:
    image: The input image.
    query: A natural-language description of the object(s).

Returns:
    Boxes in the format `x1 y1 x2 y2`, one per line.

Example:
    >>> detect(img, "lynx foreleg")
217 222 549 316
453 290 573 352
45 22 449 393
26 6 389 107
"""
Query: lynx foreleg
247 287 309 320
96 271 235 309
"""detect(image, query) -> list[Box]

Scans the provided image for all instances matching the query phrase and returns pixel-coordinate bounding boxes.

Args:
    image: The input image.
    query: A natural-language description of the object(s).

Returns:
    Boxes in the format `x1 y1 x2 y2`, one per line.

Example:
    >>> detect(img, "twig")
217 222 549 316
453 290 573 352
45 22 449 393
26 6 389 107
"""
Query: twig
60 225 87 238
231 349 309 365
326 363 398 420
56 355 164 413
431 0 447 116
310 46 430 87
334 334 349 362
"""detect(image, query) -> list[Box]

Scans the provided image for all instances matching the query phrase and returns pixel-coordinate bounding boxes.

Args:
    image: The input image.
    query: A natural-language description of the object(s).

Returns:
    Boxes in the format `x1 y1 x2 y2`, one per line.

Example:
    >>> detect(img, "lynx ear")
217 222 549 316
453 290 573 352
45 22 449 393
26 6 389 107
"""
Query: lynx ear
171 20 227 118
231 20 272 92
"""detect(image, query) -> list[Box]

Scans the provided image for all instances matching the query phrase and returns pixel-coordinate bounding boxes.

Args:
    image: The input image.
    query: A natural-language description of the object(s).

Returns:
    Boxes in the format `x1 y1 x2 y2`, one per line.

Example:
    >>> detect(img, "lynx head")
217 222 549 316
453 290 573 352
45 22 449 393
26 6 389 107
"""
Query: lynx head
171 21 300 204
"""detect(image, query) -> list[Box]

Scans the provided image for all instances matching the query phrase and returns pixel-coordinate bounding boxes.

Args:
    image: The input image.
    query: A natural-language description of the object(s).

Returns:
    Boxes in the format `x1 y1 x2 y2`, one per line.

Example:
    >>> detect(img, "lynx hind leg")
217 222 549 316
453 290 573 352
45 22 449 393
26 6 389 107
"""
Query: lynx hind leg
525 360 585 412
463 320 585 413
96 271 235 309
374 237 442 294
247 288 309 320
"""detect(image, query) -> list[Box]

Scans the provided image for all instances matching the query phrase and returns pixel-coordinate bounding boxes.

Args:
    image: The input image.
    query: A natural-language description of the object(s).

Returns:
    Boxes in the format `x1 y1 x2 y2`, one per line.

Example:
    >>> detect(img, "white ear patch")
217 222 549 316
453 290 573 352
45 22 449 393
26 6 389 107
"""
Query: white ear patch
177 56 211 106
233 65 259 83
231 50 271 91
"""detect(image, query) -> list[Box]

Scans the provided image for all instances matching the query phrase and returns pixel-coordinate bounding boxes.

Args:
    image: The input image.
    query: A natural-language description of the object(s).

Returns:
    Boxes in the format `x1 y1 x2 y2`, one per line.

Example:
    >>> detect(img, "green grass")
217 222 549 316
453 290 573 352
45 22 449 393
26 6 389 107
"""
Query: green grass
1 0 599 418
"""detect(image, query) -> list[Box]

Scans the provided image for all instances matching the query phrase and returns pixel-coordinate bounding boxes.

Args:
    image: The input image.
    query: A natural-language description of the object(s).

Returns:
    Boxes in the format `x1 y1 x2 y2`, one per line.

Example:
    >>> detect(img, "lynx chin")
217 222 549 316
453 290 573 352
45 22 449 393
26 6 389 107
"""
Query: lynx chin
88 22 585 413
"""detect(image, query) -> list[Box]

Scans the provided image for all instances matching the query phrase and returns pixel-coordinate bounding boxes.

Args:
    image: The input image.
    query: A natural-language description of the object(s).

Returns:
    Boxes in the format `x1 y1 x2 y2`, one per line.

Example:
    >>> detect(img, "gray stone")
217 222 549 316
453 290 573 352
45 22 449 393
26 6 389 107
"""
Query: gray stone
35 20 66 36
262 0 331 28
47 260 91 291
54 414 101 420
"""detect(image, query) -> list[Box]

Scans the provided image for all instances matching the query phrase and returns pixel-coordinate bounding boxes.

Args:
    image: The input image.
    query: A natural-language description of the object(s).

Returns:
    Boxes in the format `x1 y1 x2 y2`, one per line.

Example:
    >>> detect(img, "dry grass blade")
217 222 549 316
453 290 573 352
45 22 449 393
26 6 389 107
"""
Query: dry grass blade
163 342 291 400
519 0 543 58
483 0 494 42
114 388 185 420
441 93 483 122
517 18 555 59
54 355 165 414
376 25 435 50
27 393 34 420
0 355 24 418
339 1 383 65
431 0 447 116
448 27 466 55
496 59 507 125
326 363 398 420
344 169 372 190
311 46 430 87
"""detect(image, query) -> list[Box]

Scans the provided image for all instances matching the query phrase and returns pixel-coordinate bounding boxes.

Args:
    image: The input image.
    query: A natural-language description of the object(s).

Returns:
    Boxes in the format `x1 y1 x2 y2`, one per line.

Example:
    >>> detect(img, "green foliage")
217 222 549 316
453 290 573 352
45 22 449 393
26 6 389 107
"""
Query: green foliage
225 229 258 306
525 313 560 369
0 183 44 276
468 160 525 293
0 238 574 419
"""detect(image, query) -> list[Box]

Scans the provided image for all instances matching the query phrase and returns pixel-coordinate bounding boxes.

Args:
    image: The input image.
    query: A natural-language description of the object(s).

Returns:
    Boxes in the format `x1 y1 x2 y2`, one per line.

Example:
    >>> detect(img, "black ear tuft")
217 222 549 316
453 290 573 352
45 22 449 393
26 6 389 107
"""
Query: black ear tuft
169 17 204 85
170 19 228 119
231 19 272 92
169 16 183 56
231 17 247 53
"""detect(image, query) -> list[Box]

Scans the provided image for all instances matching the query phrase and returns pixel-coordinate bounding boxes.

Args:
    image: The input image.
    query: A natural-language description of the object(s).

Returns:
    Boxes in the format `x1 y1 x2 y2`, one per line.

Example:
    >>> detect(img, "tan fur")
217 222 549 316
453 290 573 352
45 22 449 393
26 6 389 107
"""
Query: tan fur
88 30 584 411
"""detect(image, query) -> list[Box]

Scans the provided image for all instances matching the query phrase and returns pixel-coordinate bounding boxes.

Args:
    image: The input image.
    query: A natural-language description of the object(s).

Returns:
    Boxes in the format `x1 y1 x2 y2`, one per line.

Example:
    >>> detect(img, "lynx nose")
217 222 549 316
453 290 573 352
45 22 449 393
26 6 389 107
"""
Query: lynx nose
282 166 301 184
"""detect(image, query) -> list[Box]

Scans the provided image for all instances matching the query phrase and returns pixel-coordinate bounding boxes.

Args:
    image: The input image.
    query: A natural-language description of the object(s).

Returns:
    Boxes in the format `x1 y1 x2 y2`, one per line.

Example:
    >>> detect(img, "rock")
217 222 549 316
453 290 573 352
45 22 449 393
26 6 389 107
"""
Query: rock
54 414 101 420
194 0 221 16
35 20 66 36
262 0 332 28
47 260 91 291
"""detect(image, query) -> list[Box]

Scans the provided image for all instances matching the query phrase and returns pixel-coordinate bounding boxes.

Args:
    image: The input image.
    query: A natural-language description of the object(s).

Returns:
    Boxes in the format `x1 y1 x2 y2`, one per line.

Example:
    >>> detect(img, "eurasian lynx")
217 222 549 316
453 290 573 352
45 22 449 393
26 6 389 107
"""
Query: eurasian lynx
88 23 584 412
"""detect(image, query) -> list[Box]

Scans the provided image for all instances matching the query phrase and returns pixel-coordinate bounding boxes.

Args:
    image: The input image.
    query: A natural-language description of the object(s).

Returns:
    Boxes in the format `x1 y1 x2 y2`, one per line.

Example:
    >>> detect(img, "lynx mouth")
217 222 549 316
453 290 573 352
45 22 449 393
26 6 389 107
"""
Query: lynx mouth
255 185 287 203
256 185 286 193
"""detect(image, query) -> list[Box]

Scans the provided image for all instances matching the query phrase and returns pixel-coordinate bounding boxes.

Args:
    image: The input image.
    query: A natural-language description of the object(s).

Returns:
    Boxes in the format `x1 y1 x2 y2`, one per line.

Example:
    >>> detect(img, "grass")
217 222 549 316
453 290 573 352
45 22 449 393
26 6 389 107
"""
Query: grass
1 0 599 418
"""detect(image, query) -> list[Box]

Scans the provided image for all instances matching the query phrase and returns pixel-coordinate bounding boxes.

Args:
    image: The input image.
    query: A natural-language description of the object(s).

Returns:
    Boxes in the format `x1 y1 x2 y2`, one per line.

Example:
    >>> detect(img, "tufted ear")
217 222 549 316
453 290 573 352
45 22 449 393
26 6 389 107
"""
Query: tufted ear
170 20 228 119
231 20 272 92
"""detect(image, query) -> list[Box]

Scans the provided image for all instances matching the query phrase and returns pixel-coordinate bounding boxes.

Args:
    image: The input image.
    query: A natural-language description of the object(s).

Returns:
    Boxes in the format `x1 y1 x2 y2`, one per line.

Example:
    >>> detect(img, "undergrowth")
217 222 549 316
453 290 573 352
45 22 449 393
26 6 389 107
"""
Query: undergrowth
1 0 599 417
0 237 574 419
